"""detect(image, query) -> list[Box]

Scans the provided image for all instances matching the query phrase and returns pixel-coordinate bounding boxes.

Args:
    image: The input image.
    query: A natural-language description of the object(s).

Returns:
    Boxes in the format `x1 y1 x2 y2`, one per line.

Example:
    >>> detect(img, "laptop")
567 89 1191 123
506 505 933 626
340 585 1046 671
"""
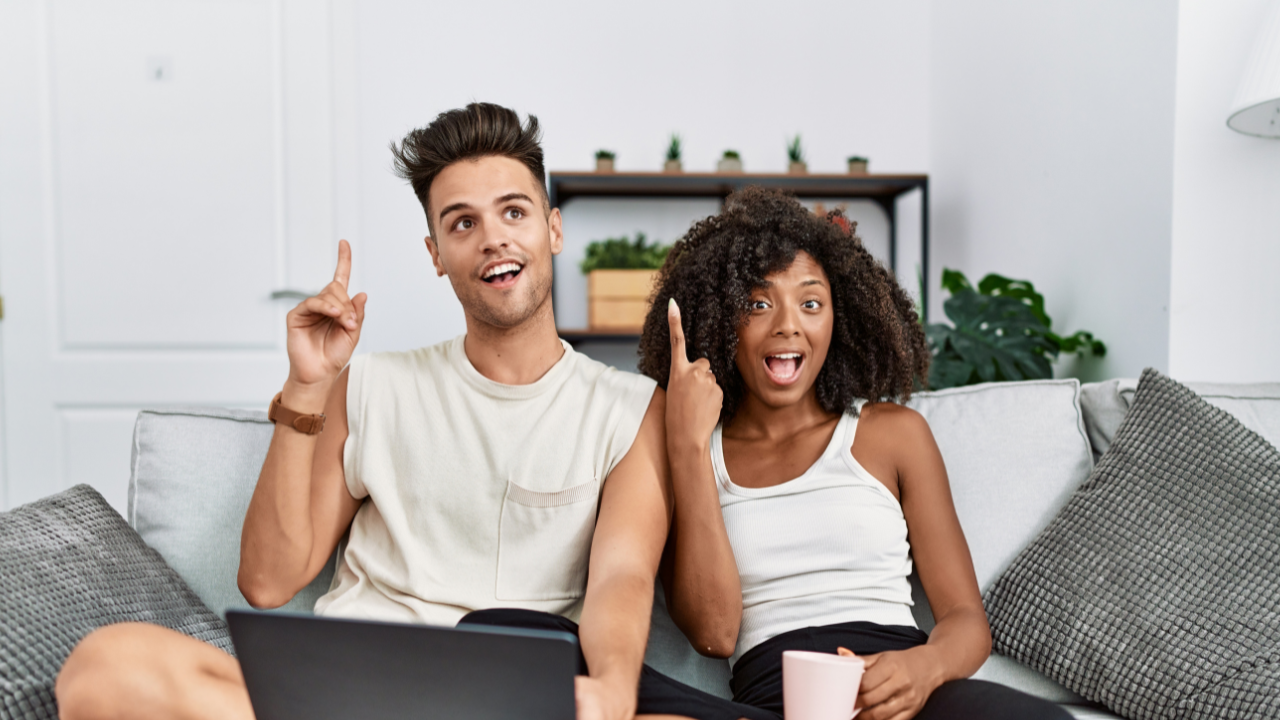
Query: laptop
226 610 580 720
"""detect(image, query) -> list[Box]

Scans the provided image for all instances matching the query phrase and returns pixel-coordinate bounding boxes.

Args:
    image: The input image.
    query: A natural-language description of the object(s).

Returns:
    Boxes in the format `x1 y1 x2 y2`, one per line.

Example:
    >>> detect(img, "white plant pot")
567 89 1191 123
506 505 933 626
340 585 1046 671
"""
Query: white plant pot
717 157 743 173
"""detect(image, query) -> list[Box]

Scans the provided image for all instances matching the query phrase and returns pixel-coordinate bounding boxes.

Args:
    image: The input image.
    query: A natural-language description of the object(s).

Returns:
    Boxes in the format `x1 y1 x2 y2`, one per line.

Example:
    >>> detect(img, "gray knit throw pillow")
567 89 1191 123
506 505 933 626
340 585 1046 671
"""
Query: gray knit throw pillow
984 369 1280 719
1 485 233 720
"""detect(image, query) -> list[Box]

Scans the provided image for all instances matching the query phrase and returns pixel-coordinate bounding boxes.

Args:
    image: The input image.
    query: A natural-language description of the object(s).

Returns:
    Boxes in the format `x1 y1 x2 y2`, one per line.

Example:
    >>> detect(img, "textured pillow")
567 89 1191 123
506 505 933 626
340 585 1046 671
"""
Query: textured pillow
0 485 233 720
985 369 1280 719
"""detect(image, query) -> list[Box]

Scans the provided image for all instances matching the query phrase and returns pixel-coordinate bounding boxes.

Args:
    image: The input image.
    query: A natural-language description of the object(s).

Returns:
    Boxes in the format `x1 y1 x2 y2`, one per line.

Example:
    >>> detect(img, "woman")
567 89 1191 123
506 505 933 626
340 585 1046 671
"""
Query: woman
640 187 1070 720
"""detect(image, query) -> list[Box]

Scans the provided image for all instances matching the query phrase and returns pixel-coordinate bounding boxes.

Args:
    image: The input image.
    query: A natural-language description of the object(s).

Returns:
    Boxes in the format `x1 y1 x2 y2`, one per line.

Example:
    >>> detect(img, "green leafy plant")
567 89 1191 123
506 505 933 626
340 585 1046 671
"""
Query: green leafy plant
666 134 682 162
722 149 740 159
579 233 671 273
595 149 616 160
925 269 1106 390
847 155 868 163
787 135 805 163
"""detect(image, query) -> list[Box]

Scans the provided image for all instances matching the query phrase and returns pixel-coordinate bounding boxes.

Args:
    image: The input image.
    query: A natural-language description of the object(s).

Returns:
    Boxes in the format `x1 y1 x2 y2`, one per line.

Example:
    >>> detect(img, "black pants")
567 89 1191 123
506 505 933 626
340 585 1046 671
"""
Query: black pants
731 621 1074 720
461 608 774 720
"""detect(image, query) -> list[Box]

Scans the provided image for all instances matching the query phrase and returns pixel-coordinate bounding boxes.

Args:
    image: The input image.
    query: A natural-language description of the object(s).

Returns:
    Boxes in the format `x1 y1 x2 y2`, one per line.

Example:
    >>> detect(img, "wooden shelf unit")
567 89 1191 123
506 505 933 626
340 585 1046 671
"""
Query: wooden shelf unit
550 171 930 343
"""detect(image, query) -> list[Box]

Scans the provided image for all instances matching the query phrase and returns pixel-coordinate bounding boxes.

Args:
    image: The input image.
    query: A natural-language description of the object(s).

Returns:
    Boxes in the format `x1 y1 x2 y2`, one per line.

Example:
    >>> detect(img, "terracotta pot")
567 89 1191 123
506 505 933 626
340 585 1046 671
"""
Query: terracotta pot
596 157 615 173
664 159 682 173
587 269 659 331
847 159 868 175
716 157 743 173
789 161 808 174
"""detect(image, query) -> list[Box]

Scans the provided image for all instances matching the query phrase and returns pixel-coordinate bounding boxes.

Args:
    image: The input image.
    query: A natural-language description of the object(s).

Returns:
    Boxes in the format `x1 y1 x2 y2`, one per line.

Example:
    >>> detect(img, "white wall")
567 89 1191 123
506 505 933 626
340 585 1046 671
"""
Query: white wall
346 0 931 353
1169 0 1280 383
928 0 1179 382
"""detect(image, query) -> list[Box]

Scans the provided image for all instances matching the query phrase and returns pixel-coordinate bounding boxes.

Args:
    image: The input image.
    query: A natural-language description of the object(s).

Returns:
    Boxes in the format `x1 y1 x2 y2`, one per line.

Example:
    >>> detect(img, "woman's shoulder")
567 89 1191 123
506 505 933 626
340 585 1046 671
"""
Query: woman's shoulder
855 401 935 452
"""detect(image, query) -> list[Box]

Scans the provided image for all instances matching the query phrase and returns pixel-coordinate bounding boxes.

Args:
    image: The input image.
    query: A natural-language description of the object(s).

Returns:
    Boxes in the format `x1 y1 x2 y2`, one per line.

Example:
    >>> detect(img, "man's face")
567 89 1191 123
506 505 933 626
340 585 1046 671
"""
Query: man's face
425 155 562 330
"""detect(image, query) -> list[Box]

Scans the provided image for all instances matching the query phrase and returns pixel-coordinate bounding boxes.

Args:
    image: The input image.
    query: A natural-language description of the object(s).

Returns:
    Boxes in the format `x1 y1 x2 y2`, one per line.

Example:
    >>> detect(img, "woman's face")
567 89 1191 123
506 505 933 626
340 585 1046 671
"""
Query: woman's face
734 251 834 410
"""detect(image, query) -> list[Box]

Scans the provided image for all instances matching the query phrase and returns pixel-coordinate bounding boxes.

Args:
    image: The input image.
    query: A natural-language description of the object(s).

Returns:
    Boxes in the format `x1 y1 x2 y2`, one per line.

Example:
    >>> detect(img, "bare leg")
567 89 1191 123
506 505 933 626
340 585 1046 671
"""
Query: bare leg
57 622 253 720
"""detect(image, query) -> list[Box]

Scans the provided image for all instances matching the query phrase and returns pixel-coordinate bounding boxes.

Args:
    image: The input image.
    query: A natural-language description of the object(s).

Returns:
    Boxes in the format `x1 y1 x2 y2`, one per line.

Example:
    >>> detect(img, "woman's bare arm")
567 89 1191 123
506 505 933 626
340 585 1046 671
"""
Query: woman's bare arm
658 300 742 658
853 403 990 718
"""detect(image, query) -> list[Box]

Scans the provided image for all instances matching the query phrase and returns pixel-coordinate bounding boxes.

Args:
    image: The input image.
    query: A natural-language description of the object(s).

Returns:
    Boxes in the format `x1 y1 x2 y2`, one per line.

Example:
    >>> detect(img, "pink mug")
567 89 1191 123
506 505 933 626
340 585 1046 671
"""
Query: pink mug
782 650 865 720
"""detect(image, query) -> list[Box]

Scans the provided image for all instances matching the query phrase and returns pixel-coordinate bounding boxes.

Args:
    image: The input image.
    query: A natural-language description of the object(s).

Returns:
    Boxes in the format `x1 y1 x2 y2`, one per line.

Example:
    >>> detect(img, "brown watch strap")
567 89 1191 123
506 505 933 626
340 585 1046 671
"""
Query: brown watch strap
268 391 327 435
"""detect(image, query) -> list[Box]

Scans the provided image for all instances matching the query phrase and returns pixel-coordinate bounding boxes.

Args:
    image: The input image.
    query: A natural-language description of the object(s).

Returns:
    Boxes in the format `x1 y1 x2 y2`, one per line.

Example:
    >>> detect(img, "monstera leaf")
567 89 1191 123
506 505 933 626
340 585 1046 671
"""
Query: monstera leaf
926 269 1105 390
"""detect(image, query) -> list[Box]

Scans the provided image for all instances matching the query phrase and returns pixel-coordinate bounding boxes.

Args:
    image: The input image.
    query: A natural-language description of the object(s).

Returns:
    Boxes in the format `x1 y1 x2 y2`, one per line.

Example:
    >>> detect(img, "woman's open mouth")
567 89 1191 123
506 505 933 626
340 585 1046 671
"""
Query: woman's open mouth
481 261 524 289
763 352 804 386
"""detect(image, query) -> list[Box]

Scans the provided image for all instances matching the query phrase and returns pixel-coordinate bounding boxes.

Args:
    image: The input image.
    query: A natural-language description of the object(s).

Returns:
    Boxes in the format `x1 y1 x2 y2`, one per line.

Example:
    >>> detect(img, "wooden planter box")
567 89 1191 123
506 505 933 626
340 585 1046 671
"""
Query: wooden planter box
587 269 658 331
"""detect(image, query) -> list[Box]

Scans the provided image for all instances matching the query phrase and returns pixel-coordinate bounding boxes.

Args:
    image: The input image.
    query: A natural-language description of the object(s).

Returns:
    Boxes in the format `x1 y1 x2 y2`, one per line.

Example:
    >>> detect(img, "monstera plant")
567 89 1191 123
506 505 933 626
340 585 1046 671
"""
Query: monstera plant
925 269 1106 390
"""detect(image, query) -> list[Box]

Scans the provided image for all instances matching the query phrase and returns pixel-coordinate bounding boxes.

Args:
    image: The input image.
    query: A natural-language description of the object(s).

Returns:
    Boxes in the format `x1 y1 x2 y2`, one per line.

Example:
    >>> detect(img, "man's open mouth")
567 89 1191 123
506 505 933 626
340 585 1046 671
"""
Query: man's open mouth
482 261 524 286
763 352 804 385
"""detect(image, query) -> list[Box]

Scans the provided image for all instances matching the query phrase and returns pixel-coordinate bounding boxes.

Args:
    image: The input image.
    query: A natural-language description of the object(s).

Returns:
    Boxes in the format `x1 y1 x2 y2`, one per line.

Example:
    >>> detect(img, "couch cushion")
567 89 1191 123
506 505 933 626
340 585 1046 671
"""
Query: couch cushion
906 379 1095 592
129 407 335 617
1080 379 1280 462
985 369 1280 719
1 485 233 720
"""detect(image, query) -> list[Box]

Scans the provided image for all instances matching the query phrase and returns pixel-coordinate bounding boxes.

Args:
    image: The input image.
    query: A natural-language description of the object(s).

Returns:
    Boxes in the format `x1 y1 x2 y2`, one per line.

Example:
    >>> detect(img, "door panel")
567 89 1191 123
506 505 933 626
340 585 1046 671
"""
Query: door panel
52 0 279 349
0 0 345 511
58 408 140 515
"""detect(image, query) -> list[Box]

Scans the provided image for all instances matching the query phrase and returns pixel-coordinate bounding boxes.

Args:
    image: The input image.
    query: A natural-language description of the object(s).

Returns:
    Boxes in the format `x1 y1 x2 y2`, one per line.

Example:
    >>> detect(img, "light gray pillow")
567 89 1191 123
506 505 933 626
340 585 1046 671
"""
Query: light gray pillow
985 369 1280 719
0 485 233 720
129 407 335 617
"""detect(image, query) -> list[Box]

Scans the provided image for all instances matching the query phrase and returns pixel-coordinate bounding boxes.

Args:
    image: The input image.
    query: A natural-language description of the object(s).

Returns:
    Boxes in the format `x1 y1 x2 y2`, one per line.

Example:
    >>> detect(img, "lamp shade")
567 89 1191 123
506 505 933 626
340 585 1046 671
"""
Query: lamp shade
1228 0 1280 136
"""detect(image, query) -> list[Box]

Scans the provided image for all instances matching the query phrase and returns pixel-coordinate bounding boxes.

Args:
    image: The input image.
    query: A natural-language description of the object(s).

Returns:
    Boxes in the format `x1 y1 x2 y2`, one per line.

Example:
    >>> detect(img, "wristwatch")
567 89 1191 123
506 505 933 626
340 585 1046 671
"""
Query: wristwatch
268 392 327 435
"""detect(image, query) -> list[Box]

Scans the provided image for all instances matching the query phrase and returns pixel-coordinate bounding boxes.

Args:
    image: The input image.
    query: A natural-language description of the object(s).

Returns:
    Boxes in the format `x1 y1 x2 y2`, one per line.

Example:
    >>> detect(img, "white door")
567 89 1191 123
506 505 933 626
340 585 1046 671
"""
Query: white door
0 0 359 513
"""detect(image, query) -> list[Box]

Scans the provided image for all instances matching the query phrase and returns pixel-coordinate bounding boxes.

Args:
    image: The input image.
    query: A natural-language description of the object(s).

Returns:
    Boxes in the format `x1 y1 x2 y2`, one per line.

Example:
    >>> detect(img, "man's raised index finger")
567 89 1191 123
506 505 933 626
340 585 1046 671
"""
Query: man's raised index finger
334 239 352 289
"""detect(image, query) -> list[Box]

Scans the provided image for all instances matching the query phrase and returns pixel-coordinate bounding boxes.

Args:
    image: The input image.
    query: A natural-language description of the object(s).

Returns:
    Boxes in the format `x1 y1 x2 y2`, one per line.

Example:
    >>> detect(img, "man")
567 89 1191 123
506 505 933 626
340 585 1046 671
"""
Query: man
57 103 764 720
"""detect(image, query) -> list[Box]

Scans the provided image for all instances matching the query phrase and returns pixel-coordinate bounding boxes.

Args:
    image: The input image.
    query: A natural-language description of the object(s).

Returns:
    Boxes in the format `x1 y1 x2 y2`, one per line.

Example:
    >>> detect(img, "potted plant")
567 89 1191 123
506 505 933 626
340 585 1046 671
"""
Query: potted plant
595 150 616 173
847 155 869 174
579 233 671 331
717 149 743 173
664 134 682 173
787 135 807 174
926 269 1106 389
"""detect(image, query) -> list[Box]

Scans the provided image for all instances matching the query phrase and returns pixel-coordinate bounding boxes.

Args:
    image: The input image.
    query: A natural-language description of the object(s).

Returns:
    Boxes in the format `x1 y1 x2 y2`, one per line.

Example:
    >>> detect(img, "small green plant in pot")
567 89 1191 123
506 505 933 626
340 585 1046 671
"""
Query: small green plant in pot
847 155 868 174
664 134 682 173
580 233 671 330
787 135 807 174
595 149 616 173
717 149 743 173
925 269 1106 390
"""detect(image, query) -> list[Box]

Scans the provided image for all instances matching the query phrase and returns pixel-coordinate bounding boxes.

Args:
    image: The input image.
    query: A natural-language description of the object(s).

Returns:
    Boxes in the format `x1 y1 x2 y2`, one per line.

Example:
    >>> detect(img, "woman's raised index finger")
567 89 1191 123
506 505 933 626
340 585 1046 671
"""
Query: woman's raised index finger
668 298 688 367
333 239 352 289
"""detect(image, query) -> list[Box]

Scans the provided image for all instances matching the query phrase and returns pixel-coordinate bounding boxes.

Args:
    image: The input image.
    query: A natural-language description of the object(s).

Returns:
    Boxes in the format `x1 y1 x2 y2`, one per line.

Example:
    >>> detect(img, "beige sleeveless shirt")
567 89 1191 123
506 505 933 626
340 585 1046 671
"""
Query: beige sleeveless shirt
313 335 657 626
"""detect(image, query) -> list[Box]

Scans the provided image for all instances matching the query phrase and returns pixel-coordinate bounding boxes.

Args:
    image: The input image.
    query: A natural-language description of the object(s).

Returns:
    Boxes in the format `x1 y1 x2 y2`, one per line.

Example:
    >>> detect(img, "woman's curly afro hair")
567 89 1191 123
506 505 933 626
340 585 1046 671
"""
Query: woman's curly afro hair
638 186 930 424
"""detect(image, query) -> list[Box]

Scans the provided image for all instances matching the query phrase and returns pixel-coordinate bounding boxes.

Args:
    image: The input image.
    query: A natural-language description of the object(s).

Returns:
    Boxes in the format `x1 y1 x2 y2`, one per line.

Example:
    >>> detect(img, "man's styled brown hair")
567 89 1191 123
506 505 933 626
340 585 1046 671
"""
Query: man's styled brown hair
390 102 548 237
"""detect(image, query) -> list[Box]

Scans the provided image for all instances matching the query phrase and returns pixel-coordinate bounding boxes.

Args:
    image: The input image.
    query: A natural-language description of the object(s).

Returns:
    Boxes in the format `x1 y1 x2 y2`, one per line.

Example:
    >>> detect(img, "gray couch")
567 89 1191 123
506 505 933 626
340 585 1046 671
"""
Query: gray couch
126 377 1280 720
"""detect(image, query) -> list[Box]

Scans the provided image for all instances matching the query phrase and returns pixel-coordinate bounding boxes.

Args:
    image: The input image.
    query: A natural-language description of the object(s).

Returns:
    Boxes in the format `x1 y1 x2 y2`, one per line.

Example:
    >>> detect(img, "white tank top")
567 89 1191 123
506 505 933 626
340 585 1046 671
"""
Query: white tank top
714 401 917 666
313 335 657 626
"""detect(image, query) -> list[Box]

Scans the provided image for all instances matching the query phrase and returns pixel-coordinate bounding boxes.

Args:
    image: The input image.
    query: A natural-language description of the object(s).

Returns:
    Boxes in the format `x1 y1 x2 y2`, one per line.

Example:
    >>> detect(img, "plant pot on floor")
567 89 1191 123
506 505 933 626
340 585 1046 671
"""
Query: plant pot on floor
588 269 658 331
789 161 808 174
664 159 682 173
847 158 868 174
596 157 615 173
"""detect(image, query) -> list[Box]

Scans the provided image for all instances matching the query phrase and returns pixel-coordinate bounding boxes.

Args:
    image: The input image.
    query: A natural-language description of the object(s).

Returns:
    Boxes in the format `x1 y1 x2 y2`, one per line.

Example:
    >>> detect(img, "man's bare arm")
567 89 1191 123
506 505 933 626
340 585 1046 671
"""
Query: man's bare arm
238 240 367 608
575 390 672 720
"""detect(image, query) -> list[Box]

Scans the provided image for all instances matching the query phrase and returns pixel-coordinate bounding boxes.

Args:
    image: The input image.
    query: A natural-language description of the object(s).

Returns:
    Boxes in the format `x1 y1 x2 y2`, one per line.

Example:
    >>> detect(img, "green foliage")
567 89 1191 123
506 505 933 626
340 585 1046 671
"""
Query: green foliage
847 155 868 163
595 149 616 160
722 149 740 159
787 135 805 163
926 269 1107 390
666 134 682 161
579 233 671 273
